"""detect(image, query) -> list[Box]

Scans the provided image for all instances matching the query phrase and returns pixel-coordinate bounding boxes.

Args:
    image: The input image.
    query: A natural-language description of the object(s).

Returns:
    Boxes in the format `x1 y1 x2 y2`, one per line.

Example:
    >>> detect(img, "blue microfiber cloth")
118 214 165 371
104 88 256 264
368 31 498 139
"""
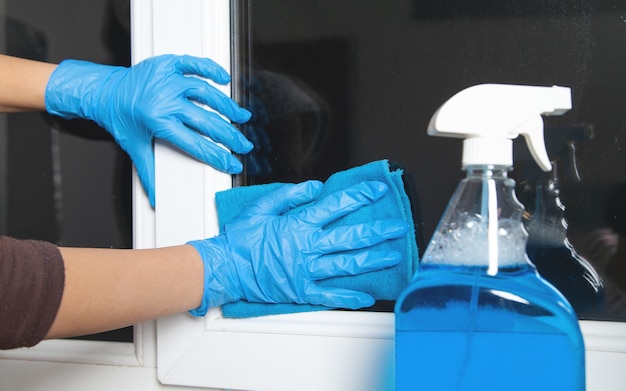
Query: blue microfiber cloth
215 159 419 318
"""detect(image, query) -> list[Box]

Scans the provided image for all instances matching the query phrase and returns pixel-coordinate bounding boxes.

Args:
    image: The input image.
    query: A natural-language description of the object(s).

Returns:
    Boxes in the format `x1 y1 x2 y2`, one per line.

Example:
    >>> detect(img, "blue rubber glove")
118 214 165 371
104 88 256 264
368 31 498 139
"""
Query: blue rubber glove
188 180 409 316
45 54 253 207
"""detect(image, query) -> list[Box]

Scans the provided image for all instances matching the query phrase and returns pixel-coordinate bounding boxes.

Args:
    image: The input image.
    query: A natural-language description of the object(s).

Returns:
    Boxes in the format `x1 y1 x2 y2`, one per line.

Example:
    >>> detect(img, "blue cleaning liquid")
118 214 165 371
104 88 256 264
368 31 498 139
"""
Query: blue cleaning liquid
395 264 585 391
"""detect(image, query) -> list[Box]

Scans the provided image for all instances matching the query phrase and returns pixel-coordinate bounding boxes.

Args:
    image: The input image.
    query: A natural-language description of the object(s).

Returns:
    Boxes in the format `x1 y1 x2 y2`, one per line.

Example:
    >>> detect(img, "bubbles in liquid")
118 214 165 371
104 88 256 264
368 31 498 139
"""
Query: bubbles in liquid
423 215 528 267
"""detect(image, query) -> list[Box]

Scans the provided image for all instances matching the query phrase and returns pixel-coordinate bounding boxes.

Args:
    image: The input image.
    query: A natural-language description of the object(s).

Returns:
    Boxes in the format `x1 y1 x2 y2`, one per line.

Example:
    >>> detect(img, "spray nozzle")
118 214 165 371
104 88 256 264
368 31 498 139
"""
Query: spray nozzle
427 84 572 172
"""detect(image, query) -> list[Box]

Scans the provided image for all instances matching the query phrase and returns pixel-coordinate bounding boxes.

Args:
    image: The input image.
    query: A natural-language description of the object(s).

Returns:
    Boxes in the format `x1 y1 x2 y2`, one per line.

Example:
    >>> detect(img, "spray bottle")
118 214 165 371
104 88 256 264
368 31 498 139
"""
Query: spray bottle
395 84 585 390
517 124 605 317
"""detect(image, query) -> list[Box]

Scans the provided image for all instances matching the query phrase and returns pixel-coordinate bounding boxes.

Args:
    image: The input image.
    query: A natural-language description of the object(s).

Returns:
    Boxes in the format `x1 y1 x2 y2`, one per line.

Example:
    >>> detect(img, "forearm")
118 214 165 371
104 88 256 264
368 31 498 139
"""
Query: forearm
45 245 204 339
0 54 56 112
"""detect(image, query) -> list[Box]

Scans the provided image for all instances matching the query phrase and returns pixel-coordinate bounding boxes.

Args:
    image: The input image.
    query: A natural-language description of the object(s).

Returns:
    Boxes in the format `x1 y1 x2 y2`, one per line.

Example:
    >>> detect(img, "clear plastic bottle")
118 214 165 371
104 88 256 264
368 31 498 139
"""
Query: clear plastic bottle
395 84 585 390
518 125 605 316
521 174 605 316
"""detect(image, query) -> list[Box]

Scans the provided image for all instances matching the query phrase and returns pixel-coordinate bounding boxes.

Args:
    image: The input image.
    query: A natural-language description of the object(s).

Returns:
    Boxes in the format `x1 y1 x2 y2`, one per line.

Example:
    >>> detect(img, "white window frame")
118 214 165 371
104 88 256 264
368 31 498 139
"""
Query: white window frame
147 1 626 391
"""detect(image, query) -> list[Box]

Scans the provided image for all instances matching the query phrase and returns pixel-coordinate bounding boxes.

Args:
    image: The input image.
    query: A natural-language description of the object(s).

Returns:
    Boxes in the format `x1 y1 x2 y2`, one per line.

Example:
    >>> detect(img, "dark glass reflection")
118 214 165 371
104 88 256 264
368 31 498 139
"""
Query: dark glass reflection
0 0 133 341
234 0 626 320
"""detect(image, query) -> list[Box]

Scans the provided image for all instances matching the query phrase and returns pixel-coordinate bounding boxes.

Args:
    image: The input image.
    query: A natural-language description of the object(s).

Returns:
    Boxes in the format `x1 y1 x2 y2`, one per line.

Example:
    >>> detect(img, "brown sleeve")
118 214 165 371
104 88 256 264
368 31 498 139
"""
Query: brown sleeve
0 236 65 350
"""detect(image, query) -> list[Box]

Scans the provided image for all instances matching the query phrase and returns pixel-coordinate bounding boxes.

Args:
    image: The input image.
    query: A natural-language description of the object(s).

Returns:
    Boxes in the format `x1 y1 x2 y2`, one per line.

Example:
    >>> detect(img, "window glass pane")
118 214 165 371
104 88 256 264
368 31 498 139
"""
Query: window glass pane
0 0 133 341
235 0 626 321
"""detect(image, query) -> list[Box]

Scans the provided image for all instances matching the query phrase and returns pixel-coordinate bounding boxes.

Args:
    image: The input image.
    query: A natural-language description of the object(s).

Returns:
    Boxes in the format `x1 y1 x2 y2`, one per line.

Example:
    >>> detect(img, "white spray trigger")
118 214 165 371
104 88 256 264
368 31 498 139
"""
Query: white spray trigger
428 84 572 172
518 116 552 172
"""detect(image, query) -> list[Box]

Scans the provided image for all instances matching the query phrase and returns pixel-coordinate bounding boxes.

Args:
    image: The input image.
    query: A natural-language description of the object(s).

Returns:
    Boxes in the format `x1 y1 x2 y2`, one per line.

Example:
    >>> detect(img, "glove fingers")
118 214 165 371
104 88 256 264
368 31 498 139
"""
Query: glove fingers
239 181 323 218
303 284 375 309
179 103 253 154
314 218 409 253
175 55 232 85
307 250 402 280
298 181 388 226
159 121 245 174
184 77 252 124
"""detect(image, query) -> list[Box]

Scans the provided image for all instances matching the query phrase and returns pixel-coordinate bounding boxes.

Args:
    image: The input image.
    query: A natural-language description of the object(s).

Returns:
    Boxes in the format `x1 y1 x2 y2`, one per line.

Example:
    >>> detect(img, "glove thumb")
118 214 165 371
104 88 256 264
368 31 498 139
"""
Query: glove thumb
304 284 376 310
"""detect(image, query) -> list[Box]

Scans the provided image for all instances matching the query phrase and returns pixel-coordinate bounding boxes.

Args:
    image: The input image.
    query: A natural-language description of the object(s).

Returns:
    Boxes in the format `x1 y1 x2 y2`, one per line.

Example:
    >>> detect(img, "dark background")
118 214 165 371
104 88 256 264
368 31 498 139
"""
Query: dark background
238 0 626 319
0 0 132 340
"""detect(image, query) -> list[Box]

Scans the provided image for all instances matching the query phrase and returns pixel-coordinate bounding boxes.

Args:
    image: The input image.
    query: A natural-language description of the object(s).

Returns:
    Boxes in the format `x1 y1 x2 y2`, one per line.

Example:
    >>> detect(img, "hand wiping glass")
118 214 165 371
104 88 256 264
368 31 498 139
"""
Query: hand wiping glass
188 180 409 316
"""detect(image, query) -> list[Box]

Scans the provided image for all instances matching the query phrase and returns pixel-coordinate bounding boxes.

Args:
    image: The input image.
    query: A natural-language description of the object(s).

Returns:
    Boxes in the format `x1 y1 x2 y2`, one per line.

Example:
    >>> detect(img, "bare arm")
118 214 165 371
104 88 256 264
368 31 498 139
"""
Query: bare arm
0 54 56 112
45 245 204 339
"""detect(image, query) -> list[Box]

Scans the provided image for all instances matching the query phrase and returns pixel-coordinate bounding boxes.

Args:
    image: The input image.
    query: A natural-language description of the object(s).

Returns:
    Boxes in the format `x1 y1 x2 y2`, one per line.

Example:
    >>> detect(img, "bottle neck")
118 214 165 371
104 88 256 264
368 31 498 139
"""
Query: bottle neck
519 178 569 246
422 164 531 274
464 164 511 179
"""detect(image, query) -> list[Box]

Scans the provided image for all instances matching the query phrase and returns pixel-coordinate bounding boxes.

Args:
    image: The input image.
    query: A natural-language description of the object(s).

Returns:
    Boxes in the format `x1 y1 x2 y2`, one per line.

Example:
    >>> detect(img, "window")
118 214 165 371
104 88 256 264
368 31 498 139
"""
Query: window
2 1 626 390
0 0 134 342
0 0 148 379
156 1 626 391
238 0 626 322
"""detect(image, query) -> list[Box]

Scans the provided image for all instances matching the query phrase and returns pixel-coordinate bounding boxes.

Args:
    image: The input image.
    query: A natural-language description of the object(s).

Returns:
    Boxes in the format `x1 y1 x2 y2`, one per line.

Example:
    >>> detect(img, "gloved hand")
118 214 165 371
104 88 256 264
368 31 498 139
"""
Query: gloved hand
188 180 409 316
45 54 253 207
